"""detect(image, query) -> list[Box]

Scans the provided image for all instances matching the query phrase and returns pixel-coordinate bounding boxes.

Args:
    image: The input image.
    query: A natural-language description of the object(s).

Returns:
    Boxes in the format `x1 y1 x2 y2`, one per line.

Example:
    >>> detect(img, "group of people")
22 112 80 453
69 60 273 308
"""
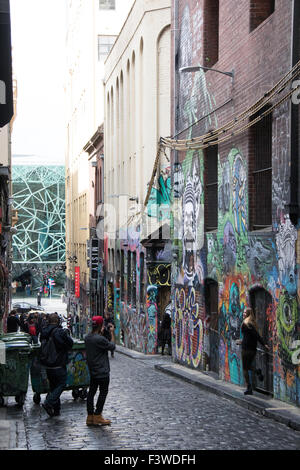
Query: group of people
37 310 116 425
6 309 49 344
5 301 268 424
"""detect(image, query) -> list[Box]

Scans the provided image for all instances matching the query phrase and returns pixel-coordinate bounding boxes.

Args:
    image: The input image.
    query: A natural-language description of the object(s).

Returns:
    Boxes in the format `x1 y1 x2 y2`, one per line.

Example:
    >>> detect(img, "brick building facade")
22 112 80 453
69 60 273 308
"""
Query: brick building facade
168 0 300 406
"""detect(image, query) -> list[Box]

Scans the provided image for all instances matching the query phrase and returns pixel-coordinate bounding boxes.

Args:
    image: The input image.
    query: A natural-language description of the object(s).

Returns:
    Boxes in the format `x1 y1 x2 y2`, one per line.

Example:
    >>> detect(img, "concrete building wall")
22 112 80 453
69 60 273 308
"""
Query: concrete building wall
104 0 171 353
65 0 134 324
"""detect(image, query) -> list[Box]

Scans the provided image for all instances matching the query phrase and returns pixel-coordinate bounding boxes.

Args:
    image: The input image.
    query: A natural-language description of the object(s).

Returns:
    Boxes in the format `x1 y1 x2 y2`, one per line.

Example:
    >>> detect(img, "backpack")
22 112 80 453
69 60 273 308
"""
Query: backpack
40 328 59 367
28 324 37 336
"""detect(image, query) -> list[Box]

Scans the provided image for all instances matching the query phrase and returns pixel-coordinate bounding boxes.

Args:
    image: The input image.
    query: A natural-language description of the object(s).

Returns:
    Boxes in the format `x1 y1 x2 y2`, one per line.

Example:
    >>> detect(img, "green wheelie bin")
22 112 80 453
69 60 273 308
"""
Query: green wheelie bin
0 332 31 343
30 339 90 404
0 340 31 407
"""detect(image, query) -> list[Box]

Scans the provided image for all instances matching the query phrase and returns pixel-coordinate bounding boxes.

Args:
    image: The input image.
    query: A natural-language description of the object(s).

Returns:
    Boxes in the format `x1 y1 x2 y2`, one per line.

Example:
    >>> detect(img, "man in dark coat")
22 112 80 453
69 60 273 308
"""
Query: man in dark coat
40 313 73 417
160 308 172 356
6 310 20 333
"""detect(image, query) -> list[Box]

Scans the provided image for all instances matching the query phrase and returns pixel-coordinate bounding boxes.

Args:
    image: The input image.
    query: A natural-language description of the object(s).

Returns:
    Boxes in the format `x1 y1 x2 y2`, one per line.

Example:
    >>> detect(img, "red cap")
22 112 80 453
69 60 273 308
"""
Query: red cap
92 316 103 327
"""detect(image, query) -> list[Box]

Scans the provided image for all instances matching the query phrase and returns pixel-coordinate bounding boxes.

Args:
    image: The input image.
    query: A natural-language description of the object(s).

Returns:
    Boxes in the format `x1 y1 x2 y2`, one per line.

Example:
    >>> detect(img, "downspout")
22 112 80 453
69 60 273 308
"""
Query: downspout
289 0 300 226
171 0 179 357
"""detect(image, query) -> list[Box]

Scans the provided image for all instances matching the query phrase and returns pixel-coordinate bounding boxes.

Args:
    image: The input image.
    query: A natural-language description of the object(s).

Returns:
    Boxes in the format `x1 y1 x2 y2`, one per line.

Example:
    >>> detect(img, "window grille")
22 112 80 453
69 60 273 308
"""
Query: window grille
205 145 218 231
250 106 272 230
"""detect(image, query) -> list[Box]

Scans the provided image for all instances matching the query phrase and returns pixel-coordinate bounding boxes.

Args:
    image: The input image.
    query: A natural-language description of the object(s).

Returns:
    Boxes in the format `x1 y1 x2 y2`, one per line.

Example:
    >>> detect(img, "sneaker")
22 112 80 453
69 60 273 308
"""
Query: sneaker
53 410 60 417
244 388 253 396
86 415 94 426
93 414 111 426
42 402 55 417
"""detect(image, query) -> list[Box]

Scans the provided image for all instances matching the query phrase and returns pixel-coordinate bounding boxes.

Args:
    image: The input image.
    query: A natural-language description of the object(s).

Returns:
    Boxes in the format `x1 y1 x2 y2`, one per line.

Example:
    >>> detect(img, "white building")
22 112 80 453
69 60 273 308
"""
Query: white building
65 0 134 322
104 0 171 353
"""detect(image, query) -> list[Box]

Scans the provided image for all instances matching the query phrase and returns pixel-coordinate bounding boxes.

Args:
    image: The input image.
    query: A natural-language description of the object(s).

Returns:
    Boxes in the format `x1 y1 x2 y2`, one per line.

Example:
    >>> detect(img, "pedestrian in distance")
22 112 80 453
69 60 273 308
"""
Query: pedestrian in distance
238 307 269 395
37 291 42 306
40 313 74 417
85 316 116 426
28 316 38 344
103 311 115 357
6 310 20 333
160 309 172 356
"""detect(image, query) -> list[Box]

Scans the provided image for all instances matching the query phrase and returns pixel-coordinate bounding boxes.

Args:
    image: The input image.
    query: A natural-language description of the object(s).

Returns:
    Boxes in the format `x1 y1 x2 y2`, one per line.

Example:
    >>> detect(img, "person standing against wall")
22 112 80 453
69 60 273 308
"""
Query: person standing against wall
239 308 269 395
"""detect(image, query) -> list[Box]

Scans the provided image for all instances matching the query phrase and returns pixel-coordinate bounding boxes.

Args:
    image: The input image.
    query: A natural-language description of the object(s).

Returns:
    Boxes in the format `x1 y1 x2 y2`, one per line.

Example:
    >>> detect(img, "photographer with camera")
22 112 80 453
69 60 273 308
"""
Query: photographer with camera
85 316 116 426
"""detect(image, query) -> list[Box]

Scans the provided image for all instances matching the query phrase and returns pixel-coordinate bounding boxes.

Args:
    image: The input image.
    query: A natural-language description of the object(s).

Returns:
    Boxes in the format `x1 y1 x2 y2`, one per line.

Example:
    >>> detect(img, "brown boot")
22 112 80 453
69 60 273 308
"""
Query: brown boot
86 415 94 426
93 414 111 425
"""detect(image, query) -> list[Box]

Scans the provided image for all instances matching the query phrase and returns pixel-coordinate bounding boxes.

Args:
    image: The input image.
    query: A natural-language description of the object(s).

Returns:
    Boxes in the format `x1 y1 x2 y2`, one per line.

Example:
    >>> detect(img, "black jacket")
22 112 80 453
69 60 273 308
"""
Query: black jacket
241 323 265 352
7 315 20 333
84 333 115 379
40 324 74 368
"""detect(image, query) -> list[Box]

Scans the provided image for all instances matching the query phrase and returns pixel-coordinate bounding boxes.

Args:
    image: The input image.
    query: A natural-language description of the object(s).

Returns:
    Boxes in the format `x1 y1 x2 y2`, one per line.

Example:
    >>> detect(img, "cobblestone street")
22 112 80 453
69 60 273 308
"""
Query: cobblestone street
3 351 300 451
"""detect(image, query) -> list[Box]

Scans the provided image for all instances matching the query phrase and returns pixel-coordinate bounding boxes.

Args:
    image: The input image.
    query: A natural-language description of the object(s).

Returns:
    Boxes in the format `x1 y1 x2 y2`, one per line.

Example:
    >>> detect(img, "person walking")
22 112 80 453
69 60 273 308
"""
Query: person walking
6 310 20 333
240 308 269 395
160 309 172 356
37 291 42 306
84 316 116 426
40 313 73 417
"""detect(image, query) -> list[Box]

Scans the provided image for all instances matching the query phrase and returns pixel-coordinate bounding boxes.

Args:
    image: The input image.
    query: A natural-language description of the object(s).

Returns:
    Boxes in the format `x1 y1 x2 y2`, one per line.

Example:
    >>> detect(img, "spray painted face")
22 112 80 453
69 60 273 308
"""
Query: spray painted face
183 200 195 250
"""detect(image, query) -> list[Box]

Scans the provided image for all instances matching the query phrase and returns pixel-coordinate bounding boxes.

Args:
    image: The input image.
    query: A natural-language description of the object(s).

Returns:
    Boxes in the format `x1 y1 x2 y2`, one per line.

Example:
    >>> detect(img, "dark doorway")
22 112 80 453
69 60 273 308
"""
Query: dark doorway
250 288 273 395
205 279 219 374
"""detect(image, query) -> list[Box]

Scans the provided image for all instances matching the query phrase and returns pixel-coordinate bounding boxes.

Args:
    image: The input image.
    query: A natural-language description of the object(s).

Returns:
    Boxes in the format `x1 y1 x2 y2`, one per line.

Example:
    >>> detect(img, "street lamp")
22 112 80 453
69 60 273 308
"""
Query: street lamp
180 65 234 83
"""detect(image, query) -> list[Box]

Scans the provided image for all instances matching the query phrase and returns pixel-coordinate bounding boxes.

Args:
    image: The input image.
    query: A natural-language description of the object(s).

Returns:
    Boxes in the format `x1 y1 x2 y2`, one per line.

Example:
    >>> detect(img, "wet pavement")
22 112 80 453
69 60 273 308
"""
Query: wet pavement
2 349 300 451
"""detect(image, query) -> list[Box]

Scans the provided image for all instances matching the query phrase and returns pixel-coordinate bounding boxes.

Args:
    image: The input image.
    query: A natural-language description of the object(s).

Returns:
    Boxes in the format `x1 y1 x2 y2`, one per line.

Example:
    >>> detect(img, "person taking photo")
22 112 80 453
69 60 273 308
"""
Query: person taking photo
85 316 116 426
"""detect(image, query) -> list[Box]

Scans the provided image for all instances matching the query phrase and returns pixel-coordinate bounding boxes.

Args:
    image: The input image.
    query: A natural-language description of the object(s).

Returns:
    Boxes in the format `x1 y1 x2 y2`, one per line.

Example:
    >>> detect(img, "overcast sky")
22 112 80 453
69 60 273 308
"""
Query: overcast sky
10 0 66 163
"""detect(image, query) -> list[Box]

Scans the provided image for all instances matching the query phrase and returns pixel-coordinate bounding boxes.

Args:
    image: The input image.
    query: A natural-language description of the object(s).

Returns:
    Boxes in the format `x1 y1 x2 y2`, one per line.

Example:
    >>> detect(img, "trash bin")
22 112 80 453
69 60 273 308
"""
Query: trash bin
0 340 31 407
30 340 90 404
66 340 90 400
0 332 31 343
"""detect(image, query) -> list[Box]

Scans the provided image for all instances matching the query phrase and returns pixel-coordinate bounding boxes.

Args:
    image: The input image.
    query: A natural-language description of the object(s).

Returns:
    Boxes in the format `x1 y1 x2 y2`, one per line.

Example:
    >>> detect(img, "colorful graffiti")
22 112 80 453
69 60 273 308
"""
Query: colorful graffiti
219 277 246 385
147 167 171 221
175 287 203 368
67 351 90 387
147 264 171 287
146 285 158 354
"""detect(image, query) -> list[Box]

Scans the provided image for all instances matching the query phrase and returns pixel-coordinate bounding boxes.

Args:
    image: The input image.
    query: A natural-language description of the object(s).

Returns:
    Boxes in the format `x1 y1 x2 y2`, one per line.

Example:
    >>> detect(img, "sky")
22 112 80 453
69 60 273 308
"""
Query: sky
10 0 67 163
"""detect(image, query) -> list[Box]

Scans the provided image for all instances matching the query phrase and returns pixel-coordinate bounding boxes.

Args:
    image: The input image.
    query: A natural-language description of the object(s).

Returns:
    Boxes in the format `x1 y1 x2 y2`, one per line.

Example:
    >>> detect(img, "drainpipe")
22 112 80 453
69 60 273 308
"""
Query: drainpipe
171 0 179 358
289 0 300 226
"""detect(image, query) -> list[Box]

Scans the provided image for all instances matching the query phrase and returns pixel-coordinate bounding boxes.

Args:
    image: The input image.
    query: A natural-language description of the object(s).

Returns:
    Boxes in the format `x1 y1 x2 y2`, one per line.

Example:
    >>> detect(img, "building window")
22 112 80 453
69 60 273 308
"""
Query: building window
98 35 116 61
205 144 218 231
203 0 219 67
249 105 272 230
250 0 275 32
99 0 115 10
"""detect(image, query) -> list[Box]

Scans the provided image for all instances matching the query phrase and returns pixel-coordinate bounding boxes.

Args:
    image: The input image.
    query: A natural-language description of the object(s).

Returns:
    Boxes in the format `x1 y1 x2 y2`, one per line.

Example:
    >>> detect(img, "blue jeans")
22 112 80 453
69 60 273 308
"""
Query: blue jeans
45 367 67 412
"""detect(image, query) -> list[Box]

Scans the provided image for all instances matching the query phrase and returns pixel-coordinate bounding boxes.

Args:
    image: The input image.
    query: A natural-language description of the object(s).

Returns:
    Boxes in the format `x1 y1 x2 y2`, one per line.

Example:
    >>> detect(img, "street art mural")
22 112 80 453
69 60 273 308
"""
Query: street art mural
147 166 171 221
147 264 171 287
146 285 158 354
175 287 203 368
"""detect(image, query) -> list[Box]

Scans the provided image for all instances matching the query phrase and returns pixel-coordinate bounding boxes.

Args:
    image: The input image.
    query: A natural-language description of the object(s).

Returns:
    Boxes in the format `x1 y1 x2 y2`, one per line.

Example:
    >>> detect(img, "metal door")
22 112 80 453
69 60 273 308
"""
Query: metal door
250 288 273 395
205 280 219 374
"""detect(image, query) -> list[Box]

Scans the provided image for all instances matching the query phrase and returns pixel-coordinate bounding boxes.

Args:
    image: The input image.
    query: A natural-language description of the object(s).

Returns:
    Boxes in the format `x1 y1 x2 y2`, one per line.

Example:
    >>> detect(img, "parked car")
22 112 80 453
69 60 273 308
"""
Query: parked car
12 302 45 314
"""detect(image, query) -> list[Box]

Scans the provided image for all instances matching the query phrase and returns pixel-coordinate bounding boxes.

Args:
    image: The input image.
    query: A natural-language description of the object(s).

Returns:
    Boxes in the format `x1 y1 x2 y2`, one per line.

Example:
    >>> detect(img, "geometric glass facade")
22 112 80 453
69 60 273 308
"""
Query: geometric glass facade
12 165 66 263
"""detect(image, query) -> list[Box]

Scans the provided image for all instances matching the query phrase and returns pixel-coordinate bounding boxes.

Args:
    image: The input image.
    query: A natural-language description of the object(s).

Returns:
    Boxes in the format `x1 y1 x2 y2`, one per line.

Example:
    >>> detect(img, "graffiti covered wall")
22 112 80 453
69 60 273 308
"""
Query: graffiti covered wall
172 0 300 406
